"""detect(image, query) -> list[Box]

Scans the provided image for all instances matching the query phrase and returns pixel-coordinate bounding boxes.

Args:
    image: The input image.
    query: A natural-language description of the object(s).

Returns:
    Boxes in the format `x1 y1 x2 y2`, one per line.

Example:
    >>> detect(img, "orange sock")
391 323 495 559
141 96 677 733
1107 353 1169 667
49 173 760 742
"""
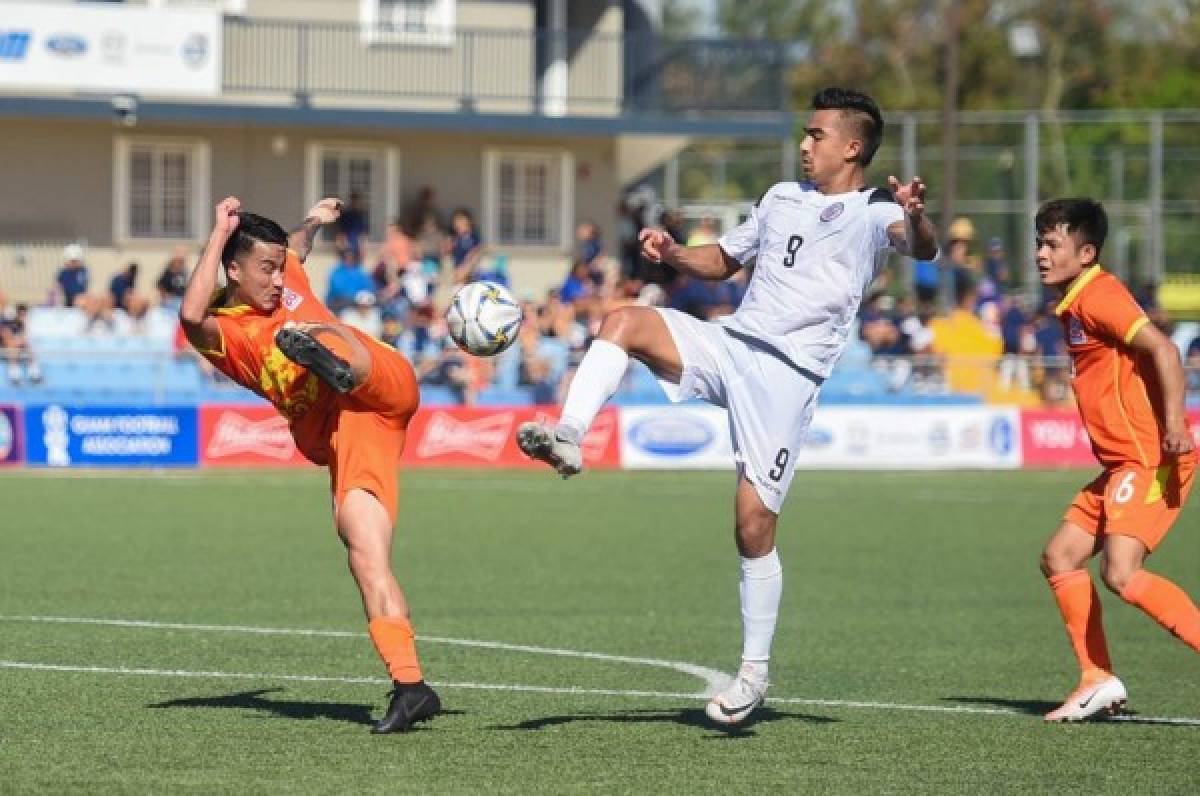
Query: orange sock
1047 569 1113 681
368 617 424 683
1119 570 1200 653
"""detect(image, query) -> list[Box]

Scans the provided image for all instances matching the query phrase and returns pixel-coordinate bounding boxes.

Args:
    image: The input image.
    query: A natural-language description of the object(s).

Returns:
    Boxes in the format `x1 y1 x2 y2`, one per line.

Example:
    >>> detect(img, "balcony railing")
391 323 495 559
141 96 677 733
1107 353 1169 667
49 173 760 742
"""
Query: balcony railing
221 18 788 117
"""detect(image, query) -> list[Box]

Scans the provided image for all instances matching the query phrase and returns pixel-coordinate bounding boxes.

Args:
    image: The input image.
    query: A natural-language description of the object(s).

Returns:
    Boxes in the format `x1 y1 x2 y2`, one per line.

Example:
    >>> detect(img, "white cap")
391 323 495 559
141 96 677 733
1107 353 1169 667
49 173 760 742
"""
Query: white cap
62 243 84 262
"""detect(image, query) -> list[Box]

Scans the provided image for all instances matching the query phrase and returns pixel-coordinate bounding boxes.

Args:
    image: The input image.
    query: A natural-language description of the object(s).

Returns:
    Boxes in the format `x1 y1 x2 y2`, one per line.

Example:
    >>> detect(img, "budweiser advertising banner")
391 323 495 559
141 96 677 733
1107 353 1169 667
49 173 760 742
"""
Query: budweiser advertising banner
200 405 310 467
199 405 621 469
402 407 621 468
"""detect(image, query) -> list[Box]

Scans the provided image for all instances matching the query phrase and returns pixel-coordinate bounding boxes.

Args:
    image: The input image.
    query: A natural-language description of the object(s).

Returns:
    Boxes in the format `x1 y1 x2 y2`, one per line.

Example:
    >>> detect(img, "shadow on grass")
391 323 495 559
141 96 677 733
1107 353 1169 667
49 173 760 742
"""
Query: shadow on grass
942 696 1057 716
943 696 1200 727
490 706 838 738
148 687 464 729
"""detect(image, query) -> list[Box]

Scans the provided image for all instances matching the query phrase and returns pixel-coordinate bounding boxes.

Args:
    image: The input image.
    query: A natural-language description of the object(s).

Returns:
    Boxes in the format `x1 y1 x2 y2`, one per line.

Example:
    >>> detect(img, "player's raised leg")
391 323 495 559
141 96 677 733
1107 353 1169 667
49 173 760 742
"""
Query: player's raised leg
517 306 682 476
1039 519 1125 722
1104 533 1200 653
705 476 779 726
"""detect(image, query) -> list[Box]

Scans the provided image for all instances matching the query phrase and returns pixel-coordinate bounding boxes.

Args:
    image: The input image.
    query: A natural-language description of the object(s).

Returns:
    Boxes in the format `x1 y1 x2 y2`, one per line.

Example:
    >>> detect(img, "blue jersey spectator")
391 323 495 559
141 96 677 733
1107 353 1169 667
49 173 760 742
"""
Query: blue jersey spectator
559 260 594 304
326 250 375 314
56 243 89 307
449 209 482 283
999 297 1027 355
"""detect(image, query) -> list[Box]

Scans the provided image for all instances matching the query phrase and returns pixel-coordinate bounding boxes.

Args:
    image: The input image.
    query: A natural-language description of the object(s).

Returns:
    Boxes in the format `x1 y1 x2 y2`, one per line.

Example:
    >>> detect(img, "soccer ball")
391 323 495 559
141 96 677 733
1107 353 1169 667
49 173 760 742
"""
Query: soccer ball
445 281 522 356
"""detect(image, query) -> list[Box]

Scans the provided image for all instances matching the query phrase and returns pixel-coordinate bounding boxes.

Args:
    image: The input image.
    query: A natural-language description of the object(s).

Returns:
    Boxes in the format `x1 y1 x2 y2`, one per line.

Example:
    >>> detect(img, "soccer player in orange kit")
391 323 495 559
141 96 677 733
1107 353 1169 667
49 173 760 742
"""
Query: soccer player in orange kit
1035 198 1198 722
179 196 438 733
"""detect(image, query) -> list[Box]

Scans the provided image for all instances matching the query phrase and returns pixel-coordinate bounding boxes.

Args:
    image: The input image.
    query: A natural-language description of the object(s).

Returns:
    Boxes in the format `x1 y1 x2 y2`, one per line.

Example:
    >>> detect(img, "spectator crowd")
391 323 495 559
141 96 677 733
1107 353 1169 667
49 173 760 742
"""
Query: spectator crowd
3 187 1198 407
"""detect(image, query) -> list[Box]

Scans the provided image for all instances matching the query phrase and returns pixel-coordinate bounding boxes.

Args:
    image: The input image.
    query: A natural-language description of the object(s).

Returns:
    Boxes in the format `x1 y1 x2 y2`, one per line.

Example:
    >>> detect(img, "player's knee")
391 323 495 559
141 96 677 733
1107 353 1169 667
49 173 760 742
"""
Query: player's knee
1039 547 1071 577
1100 557 1139 595
597 306 644 347
735 509 776 558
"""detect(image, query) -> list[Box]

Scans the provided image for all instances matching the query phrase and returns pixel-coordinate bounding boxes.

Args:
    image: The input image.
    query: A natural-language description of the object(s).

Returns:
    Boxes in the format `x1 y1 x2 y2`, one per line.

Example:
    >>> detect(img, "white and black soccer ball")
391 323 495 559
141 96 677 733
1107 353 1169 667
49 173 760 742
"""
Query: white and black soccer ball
445 281 522 356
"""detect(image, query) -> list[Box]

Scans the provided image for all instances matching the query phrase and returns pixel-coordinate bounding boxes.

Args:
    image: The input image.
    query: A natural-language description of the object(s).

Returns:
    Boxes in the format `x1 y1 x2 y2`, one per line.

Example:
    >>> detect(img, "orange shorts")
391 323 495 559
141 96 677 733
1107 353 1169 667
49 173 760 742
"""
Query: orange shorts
293 335 420 526
1064 456 1196 551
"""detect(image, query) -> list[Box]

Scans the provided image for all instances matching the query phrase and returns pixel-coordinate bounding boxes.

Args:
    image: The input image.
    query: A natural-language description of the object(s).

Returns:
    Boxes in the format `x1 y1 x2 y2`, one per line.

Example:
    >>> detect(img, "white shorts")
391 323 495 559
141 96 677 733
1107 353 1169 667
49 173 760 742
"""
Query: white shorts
654 308 821 514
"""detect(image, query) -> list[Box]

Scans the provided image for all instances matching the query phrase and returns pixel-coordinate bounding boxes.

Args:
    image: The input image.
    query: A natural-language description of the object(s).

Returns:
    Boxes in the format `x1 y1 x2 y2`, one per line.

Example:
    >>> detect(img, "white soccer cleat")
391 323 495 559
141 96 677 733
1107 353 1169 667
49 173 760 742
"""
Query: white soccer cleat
1044 675 1127 722
705 664 768 726
516 421 583 478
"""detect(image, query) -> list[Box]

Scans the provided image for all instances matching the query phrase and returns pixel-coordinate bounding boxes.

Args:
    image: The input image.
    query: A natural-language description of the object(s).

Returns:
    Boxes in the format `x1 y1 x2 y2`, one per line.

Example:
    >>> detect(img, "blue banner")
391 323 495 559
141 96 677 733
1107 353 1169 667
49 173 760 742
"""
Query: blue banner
0 404 22 465
24 405 198 467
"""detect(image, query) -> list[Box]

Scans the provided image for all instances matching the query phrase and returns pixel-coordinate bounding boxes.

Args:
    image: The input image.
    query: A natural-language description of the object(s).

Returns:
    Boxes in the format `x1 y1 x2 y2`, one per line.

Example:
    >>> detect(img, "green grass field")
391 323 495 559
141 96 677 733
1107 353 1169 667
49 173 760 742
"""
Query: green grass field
1 468 1197 793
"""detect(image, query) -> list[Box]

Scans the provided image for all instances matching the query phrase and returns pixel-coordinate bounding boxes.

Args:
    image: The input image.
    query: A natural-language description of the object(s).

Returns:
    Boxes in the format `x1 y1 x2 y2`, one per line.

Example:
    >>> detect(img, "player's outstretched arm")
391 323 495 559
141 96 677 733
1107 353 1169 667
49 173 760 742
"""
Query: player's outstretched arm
289 198 344 264
1128 323 1195 455
179 197 240 353
886 176 938 260
639 228 741 281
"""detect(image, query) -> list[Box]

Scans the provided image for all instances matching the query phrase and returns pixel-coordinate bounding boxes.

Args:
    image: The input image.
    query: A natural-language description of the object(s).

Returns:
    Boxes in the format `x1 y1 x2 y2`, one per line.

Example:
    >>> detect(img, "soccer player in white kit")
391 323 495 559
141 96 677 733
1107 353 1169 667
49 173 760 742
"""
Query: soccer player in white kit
518 87 939 725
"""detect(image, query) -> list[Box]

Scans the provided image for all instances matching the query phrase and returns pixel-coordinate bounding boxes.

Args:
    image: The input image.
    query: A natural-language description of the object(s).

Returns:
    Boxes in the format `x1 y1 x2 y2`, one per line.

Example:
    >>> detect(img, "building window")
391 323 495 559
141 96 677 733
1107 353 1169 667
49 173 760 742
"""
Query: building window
361 0 456 44
114 137 209 241
485 150 573 248
304 143 400 244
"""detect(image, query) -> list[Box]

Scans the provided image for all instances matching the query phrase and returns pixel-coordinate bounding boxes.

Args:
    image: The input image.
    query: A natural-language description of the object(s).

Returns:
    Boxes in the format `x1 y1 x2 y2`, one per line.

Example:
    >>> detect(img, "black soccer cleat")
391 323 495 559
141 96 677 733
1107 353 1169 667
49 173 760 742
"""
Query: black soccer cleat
274 326 357 394
371 681 441 734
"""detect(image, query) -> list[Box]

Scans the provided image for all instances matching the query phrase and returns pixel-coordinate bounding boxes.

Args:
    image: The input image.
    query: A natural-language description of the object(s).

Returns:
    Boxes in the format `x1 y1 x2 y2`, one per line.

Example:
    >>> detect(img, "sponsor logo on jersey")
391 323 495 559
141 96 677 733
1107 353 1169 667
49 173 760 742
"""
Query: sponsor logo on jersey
207 411 296 460
627 413 714 456
416 411 513 460
46 34 87 58
819 202 845 222
282 287 303 311
1068 316 1088 345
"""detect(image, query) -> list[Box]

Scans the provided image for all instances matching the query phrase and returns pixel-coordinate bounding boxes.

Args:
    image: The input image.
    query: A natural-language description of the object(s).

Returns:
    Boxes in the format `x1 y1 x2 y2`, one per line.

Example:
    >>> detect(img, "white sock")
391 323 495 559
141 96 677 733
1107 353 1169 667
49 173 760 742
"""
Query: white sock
739 548 782 677
558 339 629 439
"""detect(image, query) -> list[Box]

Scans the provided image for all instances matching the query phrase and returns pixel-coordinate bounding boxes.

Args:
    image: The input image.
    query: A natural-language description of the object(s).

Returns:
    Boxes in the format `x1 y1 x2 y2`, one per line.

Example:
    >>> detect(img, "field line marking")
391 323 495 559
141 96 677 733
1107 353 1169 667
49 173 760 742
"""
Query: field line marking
0 615 730 696
2 659 1197 725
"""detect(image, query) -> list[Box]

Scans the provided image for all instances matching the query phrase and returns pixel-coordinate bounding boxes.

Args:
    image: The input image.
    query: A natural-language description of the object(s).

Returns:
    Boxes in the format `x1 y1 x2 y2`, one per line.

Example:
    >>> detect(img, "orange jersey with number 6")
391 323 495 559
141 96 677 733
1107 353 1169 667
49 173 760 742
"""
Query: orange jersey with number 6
1055 266 1190 469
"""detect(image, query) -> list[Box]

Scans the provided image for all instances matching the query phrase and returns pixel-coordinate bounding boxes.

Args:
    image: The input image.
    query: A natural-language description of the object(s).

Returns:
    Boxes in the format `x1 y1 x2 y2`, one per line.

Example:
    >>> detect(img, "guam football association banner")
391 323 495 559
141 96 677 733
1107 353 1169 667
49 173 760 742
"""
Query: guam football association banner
23 405 197 467
0 404 23 466
199 405 311 468
402 407 621 469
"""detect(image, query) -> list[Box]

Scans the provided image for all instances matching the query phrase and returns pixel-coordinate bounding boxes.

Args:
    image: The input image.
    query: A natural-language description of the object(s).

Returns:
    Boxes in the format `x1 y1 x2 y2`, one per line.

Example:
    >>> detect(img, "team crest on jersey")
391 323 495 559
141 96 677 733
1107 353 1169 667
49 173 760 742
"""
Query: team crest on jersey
820 202 845 222
1068 316 1088 345
282 287 303 311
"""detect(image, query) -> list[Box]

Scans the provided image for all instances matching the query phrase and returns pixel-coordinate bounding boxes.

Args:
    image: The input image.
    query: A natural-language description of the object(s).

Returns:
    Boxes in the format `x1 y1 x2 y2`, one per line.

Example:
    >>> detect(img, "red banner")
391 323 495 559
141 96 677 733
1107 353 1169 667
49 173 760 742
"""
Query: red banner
1021 408 1200 467
200 404 621 470
199 405 311 467
401 406 621 469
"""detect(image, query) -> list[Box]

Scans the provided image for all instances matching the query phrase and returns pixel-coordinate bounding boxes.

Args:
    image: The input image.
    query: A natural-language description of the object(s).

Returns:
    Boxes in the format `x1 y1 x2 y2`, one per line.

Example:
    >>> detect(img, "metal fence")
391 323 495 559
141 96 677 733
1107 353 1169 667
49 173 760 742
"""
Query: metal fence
647 110 1200 289
221 18 788 116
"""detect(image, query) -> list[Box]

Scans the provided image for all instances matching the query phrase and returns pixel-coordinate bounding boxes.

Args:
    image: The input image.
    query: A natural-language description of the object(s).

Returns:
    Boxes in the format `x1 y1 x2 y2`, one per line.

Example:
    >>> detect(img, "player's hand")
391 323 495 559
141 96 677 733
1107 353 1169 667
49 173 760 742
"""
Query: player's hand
888 176 926 219
214 197 241 238
639 228 677 264
305 197 344 225
1162 426 1195 456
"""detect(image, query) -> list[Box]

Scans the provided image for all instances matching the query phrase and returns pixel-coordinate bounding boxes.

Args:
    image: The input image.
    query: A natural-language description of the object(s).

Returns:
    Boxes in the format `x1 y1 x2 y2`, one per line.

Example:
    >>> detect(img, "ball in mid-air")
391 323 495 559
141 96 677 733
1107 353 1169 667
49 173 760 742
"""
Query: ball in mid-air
445 280 522 356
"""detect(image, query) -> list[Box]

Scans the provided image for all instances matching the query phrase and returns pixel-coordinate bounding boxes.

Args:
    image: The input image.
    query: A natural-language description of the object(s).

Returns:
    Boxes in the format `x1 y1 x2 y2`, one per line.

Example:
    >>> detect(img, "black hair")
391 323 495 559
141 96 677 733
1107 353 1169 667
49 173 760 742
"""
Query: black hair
1035 198 1108 255
811 87 885 166
220 212 288 269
